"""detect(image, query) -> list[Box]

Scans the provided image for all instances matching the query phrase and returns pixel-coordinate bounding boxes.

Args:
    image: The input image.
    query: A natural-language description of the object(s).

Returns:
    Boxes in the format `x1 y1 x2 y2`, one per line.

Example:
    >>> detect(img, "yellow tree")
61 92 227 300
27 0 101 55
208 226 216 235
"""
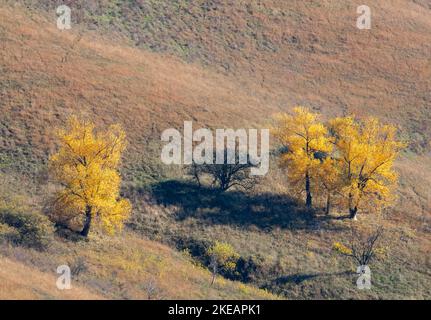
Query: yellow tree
273 107 332 208
49 116 131 237
330 117 405 220
207 241 239 285
316 157 342 215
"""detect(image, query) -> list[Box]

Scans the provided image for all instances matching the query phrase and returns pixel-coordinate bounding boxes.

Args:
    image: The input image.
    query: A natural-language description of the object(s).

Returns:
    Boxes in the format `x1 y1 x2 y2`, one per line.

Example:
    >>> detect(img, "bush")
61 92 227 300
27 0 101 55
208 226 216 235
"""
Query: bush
172 235 269 284
0 222 19 243
234 254 268 284
0 209 54 250
172 236 212 265
207 241 240 285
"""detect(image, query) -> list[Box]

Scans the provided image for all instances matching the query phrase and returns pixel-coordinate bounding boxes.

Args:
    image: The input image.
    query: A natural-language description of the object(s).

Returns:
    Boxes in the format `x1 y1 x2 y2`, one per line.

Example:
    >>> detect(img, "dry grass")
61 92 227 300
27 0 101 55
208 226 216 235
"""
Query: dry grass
0 231 276 300
130 183 431 299
0 1 430 299
1 1 429 167
6 0 430 151
0 256 103 299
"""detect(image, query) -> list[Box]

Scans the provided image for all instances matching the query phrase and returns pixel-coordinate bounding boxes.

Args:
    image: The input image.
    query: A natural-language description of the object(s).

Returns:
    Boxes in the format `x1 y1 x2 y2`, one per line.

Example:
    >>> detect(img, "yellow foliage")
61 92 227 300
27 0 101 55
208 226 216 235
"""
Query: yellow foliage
329 116 405 216
272 108 404 217
207 241 239 271
238 283 250 295
272 107 332 206
49 116 131 235
333 241 353 255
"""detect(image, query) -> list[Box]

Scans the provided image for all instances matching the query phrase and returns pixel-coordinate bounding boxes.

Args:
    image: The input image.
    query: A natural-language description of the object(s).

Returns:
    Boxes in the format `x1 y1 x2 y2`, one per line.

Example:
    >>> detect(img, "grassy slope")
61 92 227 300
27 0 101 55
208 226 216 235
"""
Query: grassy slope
0 230 275 299
0 1 430 299
130 180 431 299
1 1 430 165
0 257 103 299
12 0 431 151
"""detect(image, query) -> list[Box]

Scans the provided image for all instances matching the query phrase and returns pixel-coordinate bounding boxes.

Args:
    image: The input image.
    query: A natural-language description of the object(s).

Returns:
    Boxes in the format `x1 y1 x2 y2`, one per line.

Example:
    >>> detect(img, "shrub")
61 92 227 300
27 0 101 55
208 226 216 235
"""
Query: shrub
0 209 54 250
234 254 268 284
173 235 269 285
207 241 240 285
0 222 19 243
173 236 212 261
333 226 385 266
69 256 88 277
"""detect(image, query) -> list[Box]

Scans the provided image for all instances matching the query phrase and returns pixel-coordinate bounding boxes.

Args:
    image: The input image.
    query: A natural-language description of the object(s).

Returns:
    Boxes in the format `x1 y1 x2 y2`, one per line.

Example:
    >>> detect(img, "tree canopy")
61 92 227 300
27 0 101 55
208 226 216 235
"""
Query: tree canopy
49 117 131 236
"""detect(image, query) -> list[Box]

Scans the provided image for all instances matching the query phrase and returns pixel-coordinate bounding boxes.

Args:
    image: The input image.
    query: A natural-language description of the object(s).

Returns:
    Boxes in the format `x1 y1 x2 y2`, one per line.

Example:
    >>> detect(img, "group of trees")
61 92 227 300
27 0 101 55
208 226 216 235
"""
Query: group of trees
48 108 404 239
273 107 405 220
44 111 401 287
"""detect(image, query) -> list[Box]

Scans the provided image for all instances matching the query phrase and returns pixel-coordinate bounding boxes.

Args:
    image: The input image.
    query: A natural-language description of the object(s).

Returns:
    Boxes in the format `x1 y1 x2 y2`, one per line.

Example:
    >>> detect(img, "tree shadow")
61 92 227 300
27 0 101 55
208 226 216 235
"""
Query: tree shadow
54 224 89 243
270 270 353 285
148 180 345 231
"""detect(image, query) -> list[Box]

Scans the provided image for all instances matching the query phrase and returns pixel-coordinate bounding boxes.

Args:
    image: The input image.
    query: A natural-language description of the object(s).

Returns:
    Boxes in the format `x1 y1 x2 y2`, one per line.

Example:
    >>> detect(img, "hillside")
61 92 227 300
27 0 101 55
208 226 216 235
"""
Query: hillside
0 257 103 299
0 231 274 299
0 1 430 300
9 0 431 151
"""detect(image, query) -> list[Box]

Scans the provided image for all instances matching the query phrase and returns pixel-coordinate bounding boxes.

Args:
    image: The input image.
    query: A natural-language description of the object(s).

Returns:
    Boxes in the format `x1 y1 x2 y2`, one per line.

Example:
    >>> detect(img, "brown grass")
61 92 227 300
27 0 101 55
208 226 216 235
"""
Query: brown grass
0 231 276 300
0 1 430 299
0 256 103 300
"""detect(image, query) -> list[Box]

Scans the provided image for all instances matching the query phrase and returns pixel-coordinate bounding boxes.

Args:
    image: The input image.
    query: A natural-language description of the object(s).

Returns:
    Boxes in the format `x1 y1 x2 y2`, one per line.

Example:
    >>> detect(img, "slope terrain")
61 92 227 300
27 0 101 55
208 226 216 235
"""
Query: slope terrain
0 1 430 299
0 230 274 299
0 257 103 299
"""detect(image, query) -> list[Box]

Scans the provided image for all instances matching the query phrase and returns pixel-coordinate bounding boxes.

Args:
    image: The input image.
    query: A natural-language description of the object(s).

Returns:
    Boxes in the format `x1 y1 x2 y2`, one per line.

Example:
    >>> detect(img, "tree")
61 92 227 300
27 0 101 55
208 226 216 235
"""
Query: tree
207 241 239 285
273 107 331 208
333 225 384 266
316 157 342 215
49 116 131 237
189 148 258 192
329 117 405 220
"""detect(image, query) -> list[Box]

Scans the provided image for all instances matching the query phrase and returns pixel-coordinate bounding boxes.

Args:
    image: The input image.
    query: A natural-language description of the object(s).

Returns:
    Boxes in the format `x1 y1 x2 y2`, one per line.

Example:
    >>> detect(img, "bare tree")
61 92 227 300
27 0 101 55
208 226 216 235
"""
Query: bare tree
142 278 164 300
188 148 259 192
335 226 384 266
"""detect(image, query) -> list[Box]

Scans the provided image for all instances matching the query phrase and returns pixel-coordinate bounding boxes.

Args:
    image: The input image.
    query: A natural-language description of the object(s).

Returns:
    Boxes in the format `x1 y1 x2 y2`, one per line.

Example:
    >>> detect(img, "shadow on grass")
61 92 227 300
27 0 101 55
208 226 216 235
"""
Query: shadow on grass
270 270 354 285
148 180 344 232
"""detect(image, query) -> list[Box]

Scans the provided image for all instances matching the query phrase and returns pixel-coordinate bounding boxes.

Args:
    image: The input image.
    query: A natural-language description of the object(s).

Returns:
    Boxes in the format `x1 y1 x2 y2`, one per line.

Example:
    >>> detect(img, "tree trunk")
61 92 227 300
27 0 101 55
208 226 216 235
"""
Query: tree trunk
210 264 217 286
348 192 358 220
349 206 358 220
80 205 92 237
325 193 331 215
305 172 312 208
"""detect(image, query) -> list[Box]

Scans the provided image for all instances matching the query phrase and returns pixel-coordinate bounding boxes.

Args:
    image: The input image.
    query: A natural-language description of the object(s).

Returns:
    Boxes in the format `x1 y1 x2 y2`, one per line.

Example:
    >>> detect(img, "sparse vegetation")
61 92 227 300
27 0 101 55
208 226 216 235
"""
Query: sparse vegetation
333 225 384 267
0 0 429 300
207 241 240 285
0 208 54 251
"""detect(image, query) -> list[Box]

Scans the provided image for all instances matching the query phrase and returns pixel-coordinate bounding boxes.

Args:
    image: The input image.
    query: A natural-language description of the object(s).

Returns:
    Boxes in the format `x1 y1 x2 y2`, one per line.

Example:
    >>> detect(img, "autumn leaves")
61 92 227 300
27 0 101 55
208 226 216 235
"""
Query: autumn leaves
49 117 131 237
48 108 404 238
272 107 405 220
